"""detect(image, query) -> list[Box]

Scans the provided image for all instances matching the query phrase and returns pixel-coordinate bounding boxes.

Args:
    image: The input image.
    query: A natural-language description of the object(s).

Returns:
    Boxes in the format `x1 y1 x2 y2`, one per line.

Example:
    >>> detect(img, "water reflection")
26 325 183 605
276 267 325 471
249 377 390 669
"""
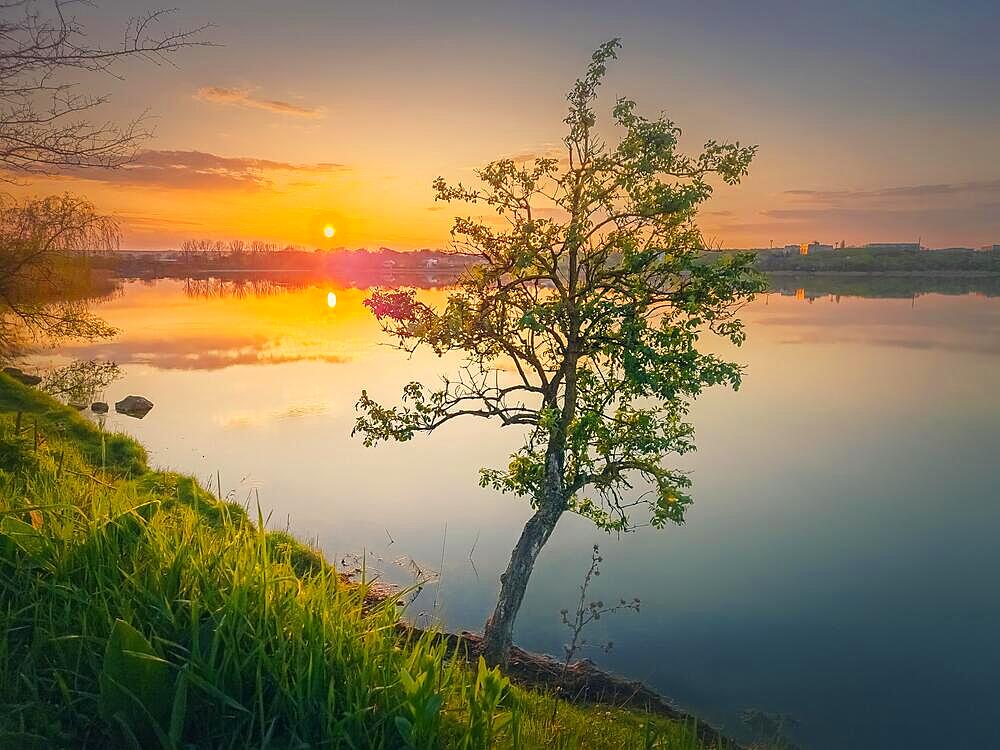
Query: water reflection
54 282 423 370
29 276 1000 750
46 275 1000 371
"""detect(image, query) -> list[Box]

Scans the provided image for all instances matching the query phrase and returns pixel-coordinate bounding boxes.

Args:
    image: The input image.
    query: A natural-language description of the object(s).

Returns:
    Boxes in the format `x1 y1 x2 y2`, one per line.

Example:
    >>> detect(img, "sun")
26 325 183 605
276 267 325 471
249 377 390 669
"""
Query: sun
323 224 335 239
326 291 337 308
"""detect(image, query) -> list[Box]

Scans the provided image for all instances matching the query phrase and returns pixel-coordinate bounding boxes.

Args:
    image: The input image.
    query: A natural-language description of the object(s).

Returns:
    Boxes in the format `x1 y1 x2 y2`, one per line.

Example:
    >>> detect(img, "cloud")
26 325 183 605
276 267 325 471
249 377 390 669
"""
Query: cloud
531 206 571 219
195 86 324 118
783 179 1000 204
215 402 330 430
51 149 348 191
461 144 567 171
61 332 351 371
115 211 206 230
761 178 1000 244
761 207 911 221
762 203 999 222
504 144 566 162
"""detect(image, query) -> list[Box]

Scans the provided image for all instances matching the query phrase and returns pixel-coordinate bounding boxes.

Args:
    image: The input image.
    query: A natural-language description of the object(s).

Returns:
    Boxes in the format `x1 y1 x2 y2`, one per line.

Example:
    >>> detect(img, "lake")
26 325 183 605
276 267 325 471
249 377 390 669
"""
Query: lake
33 275 1000 749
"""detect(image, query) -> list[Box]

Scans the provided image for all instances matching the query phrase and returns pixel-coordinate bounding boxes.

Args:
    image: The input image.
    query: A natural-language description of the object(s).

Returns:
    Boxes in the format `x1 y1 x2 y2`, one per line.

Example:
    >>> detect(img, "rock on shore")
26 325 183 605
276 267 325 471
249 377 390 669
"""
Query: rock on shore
115 395 153 418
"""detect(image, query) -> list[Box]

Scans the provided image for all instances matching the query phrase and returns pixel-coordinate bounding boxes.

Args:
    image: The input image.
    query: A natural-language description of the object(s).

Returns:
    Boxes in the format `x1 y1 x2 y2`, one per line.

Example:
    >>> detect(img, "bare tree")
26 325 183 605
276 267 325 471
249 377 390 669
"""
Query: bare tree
0 0 211 175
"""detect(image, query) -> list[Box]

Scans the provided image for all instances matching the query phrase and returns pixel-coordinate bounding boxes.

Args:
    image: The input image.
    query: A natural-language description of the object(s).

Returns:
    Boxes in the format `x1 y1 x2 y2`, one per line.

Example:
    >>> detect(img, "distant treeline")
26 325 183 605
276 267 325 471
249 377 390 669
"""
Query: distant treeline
754 246 1000 274
100 242 1000 279
98 242 475 276
81 253 1000 301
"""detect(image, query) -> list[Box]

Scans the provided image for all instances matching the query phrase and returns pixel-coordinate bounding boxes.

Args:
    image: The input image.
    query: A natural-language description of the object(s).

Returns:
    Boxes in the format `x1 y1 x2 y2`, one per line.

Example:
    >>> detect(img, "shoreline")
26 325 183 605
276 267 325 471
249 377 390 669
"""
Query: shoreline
112 267 1000 279
0 373 745 749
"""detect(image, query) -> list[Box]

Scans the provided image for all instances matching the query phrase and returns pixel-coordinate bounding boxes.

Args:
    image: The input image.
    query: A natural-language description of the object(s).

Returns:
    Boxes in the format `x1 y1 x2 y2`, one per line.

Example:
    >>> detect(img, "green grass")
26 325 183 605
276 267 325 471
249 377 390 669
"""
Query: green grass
0 378 146 476
0 373 723 749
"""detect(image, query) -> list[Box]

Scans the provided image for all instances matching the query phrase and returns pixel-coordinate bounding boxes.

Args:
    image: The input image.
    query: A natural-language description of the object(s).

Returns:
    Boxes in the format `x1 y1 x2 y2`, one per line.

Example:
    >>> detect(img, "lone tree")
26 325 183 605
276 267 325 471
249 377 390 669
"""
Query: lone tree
354 40 764 666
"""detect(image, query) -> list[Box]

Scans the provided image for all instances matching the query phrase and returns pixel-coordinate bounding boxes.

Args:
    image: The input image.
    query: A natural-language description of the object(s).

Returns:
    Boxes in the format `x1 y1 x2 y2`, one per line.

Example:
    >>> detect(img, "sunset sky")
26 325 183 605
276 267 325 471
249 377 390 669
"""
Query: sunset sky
17 0 1000 250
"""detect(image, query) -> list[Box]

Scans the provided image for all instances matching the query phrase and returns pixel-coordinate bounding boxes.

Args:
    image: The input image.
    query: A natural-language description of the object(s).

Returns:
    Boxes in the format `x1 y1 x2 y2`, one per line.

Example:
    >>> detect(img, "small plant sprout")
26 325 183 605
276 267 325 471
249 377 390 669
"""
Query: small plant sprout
561 544 641 677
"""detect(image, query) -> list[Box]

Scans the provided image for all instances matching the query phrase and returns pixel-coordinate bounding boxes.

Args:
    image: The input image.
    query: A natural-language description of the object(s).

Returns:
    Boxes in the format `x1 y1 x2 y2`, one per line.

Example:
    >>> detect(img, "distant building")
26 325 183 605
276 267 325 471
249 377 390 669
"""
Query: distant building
865 242 920 252
793 241 835 255
783 244 801 255
807 242 835 254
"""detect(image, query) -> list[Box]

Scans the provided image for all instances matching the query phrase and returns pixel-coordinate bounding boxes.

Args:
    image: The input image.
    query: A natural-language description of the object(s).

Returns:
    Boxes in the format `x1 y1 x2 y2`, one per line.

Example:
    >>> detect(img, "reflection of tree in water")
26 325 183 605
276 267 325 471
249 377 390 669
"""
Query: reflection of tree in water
41 360 122 409
740 709 801 750
0 195 124 362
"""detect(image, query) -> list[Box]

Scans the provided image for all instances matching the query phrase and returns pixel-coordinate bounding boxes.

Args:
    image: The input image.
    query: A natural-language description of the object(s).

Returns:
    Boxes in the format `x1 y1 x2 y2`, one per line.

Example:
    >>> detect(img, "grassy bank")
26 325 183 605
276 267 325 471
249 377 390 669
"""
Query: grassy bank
0 373 722 749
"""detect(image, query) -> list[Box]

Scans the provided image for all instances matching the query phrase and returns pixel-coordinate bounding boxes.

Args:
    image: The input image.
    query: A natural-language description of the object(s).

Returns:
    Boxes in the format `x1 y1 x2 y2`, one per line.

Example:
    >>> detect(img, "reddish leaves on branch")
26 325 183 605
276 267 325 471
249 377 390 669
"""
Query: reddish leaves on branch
363 289 419 323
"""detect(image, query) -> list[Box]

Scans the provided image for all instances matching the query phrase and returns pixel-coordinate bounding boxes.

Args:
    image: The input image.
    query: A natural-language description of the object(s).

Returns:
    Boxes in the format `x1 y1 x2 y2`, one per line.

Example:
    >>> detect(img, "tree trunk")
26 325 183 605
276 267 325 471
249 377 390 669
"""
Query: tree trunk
482 351 575 666
481 501 563 667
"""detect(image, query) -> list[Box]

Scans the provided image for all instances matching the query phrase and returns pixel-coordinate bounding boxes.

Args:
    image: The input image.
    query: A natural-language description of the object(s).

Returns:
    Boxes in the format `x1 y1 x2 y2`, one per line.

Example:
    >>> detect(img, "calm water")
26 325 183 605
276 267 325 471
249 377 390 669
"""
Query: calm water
37 278 1000 749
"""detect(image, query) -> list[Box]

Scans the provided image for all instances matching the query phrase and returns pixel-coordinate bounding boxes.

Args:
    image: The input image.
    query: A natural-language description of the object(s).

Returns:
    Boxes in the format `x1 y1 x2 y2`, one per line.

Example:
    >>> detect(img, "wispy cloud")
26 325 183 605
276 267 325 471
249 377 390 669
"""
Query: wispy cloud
195 86 324 118
51 150 348 191
114 211 206 229
783 179 1000 203
504 144 566 162
62 333 351 371
753 178 1000 244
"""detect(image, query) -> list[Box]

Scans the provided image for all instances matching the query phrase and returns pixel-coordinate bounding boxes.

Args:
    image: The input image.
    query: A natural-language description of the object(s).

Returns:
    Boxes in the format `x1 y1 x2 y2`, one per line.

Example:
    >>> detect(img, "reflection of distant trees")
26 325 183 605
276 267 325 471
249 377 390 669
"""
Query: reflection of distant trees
177 270 1000 302
183 277 290 300
173 268 465 299
768 273 1000 300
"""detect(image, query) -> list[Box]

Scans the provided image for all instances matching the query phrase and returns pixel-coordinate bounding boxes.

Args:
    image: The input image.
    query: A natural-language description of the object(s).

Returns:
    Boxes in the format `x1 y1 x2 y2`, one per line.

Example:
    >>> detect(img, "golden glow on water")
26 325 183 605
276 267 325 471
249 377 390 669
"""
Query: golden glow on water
55 281 453 371
49 279 1000 383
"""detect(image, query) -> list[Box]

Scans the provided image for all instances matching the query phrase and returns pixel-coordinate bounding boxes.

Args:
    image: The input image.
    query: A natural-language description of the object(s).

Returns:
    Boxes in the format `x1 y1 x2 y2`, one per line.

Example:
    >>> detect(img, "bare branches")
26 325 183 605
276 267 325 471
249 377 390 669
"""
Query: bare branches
559 544 640 675
0 1 212 175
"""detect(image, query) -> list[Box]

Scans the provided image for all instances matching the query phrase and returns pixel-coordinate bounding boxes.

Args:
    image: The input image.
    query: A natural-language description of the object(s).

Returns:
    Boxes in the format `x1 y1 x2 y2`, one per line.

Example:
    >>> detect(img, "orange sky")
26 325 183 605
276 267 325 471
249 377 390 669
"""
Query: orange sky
11 1 1000 251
